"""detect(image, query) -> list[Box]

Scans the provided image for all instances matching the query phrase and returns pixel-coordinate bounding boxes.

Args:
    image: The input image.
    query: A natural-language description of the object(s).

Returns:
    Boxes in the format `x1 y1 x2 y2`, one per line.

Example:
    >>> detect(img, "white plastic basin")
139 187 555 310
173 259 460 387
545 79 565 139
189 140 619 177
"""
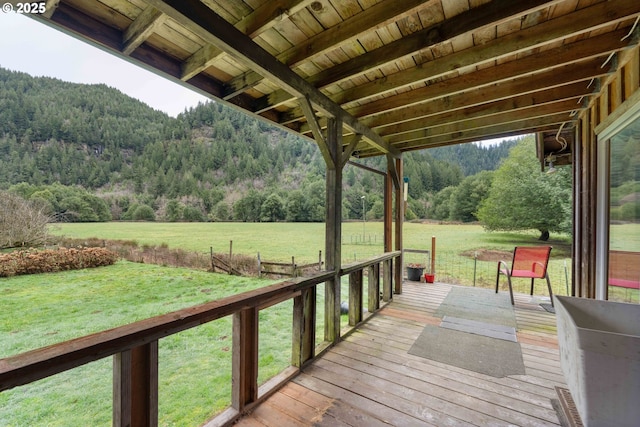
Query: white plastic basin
555 296 640 426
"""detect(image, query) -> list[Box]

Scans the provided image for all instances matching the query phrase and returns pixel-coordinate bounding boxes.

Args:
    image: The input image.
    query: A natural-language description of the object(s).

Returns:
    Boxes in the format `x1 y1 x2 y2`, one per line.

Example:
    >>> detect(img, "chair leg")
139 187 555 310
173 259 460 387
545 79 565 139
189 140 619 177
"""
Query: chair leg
506 275 515 305
530 278 534 295
545 272 554 307
495 265 501 294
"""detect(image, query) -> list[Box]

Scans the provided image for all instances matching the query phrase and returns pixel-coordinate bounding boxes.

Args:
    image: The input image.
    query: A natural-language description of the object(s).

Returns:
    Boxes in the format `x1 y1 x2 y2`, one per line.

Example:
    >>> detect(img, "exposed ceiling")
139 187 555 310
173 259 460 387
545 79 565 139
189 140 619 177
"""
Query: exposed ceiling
25 0 640 160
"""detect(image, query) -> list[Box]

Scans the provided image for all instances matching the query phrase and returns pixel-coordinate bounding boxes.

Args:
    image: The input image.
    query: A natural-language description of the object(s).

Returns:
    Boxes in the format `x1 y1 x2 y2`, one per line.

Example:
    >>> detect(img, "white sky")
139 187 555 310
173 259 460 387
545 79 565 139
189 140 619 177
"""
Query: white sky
0 12 208 117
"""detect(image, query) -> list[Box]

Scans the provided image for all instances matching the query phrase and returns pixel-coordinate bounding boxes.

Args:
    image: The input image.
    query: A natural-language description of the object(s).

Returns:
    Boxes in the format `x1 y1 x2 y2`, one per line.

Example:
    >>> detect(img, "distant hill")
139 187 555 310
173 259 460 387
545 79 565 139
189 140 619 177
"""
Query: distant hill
0 66 515 222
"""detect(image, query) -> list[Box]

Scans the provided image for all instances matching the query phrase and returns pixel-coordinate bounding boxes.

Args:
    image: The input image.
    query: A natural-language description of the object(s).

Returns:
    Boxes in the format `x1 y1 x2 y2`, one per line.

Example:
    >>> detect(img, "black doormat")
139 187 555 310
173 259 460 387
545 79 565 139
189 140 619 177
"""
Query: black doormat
408 324 526 378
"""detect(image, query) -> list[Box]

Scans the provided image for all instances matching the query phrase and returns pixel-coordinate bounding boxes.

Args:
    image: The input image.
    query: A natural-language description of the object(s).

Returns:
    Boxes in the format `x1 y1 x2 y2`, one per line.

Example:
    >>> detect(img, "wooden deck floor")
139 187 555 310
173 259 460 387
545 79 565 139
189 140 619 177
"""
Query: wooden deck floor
235 282 566 426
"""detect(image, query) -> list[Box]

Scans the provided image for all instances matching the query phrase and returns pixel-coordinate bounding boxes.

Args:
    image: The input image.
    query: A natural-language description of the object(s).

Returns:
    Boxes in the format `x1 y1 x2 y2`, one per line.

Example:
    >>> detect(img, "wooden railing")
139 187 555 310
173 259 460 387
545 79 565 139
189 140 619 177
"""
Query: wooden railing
0 251 400 427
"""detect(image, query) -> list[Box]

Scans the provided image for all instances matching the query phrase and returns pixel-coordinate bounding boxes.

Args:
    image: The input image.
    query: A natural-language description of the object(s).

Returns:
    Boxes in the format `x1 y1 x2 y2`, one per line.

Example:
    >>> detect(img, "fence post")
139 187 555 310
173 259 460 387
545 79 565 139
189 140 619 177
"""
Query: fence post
292 256 296 278
473 251 478 287
210 247 215 272
229 240 233 275
257 252 261 278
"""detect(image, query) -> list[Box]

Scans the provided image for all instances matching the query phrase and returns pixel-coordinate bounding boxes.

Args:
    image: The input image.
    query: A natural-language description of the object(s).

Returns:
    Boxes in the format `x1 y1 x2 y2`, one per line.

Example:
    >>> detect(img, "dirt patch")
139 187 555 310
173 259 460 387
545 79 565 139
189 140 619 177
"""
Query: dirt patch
459 248 513 262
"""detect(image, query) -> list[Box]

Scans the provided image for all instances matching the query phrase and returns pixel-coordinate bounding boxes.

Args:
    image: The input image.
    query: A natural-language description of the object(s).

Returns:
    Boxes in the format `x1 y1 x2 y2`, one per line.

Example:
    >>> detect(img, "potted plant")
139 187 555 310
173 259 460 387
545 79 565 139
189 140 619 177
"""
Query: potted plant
406 263 425 281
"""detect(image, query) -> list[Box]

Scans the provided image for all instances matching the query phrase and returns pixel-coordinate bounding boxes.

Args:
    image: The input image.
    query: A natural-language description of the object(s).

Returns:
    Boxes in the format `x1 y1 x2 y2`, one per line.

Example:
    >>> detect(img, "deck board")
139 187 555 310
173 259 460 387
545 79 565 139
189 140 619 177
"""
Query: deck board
236 282 566 426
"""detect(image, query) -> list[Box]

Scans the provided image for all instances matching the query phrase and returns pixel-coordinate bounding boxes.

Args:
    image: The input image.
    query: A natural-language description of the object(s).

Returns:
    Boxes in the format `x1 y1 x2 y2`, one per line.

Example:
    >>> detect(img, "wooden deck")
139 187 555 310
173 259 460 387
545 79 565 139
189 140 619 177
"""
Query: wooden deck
234 281 565 426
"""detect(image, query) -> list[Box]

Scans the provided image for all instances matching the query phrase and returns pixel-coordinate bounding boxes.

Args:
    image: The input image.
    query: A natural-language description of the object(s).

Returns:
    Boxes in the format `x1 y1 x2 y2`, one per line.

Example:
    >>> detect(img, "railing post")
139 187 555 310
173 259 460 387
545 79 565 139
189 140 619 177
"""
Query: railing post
349 270 363 325
292 287 316 367
232 307 259 411
367 263 380 312
113 341 159 427
383 258 393 302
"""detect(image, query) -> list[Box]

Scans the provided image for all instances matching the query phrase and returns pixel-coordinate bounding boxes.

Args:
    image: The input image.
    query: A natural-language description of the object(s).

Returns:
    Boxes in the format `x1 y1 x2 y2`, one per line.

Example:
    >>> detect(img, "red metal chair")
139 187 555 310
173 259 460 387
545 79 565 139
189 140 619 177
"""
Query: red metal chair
496 246 553 306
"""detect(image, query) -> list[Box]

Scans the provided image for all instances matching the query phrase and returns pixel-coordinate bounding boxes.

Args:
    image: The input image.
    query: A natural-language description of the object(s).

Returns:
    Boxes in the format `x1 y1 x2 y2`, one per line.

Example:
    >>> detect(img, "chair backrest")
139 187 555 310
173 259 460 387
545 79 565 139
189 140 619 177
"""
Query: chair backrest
511 246 552 278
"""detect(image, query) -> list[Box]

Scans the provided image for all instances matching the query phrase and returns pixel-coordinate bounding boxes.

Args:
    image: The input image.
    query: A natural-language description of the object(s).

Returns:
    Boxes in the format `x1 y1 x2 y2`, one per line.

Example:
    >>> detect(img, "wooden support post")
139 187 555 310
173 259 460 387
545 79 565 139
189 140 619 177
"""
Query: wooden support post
349 270 363 326
394 157 403 294
368 263 380 312
324 117 342 343
232 307 258 411
113 341 159 427
292 288 316 367
382 259 393 302
384 169 393 252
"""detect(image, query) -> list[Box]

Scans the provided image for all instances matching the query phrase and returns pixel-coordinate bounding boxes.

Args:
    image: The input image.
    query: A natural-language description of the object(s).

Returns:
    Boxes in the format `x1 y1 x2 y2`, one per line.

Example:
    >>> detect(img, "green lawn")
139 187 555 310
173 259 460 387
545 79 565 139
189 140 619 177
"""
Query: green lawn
0 262 276 426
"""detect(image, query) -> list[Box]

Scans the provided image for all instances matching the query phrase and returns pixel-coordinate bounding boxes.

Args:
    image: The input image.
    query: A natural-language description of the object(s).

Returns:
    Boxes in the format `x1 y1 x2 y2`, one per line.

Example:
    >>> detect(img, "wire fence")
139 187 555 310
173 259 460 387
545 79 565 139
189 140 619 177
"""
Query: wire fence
430 252 572 298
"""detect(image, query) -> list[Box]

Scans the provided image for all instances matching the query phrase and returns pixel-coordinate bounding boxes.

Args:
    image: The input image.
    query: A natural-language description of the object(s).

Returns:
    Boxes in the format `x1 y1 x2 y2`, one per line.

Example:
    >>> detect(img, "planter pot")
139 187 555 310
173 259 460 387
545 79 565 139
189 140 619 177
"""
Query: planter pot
406 266 424 281
424 273 435 283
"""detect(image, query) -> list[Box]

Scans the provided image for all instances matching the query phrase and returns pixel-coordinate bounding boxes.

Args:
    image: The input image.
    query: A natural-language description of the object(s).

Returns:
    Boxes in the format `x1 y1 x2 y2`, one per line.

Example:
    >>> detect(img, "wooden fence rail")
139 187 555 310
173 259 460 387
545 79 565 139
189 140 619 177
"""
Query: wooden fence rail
0 250 401 427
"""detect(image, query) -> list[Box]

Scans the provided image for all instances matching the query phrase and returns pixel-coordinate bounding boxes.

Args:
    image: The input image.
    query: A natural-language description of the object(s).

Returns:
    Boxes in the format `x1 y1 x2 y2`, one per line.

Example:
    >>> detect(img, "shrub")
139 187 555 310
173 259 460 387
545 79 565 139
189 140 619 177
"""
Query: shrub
0 247 119 277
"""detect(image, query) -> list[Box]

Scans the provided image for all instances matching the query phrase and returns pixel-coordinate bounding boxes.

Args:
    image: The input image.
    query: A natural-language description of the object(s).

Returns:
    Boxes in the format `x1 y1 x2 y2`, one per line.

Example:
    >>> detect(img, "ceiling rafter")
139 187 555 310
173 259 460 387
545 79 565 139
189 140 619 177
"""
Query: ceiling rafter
280 29 625 127
180 0 314 81
255 0 562 115
145 0 400 157
279 1 640 129
122 6 166 55
225 0 432 97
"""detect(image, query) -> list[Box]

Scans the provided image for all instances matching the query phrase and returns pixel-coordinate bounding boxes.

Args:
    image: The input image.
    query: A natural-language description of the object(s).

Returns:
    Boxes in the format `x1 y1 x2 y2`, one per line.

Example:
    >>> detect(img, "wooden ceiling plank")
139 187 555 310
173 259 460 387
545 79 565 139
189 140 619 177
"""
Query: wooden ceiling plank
320 0 640 110
384 98 580 144
348 30 629 118
257 0 564 117
359 57 610 129
308 0 560 89
181 0 313 83
379 83 591 138
146 0 399 157
122 6 166 55
356 114 569 156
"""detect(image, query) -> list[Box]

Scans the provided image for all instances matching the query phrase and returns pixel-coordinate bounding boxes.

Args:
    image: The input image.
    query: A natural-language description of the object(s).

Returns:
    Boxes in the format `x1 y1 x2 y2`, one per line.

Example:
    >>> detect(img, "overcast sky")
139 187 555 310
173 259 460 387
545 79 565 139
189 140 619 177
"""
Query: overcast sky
0 12 209 117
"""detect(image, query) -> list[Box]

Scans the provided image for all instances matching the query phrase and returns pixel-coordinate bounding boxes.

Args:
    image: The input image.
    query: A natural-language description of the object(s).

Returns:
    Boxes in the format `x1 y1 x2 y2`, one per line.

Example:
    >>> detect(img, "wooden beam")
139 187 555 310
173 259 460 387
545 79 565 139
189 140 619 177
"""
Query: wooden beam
262 0 561 114
377 82 593 138
299 96 334 168
350 30 631 119
350 0 640 102
341 134 362 168
146 0 399 158
182 0 314 82
359 57 610 133
384 98 583 145
226 0 430 96
360 113 573 156
113 342 159 427
394 157 403 295
324 118 343 343
122 6 166 55
232 307 258 411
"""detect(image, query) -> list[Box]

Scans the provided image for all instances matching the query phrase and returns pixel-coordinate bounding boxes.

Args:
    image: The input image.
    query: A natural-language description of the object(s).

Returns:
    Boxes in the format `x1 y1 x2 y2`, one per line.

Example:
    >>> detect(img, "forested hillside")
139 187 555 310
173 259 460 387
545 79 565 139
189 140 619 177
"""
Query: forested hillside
0 67 516 222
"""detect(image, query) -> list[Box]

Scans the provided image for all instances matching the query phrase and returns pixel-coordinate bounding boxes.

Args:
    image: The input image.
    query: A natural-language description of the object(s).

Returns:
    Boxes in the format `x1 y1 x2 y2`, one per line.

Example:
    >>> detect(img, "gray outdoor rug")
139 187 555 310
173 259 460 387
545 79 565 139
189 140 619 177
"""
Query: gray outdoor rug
409 286 525 378
408 323 525 378
434 286 516 328
440 316 517 342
